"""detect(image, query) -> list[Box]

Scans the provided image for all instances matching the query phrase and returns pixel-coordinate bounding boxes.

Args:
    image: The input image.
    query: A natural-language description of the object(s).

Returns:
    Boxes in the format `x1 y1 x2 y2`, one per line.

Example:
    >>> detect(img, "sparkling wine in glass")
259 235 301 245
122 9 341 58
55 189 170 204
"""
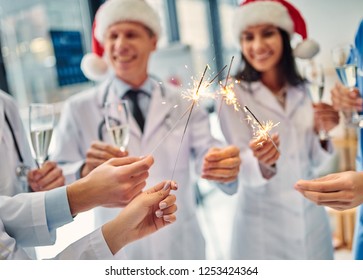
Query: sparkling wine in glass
29 103 54 168
104 100 130 152
331 44 359 126
304 61 329 144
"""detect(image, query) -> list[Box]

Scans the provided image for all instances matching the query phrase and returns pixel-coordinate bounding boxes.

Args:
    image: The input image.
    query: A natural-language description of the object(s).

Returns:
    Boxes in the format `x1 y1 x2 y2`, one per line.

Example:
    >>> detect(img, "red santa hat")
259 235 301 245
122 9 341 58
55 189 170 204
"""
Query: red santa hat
233 0 319 59
81 0 161 81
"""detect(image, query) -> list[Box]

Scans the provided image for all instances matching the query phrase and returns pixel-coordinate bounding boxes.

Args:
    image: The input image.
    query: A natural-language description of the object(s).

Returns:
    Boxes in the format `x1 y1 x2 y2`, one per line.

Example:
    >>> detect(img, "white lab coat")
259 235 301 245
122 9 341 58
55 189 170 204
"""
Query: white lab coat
0 193 120 260
52 77 237 259
0 92 35 196
219 81 335 259
0 92 37 258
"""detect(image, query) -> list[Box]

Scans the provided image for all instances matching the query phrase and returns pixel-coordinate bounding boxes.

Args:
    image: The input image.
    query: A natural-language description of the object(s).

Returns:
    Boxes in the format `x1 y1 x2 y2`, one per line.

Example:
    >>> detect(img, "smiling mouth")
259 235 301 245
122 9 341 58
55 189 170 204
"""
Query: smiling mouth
254 52 272 61
115 55 136 63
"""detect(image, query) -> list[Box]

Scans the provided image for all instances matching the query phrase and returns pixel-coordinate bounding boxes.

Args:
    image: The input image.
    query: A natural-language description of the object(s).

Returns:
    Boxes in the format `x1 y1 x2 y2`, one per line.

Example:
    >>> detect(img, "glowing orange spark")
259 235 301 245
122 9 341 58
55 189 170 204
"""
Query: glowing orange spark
244 106 280 153
245 115 279 145
181 79 215 104
218 82 240 112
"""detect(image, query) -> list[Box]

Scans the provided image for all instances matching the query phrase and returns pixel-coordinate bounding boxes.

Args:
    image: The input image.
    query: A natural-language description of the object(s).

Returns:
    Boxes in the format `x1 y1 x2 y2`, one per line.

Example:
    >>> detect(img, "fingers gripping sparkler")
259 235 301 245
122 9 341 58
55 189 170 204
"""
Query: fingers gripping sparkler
244 106 280 154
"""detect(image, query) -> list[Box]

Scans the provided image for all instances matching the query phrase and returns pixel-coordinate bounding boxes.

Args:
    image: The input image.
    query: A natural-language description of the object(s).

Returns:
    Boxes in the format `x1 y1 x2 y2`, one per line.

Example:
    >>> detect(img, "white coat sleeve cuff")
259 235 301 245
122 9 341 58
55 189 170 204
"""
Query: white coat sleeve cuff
214 179 238 195
78 228 128 260
44 186 73 234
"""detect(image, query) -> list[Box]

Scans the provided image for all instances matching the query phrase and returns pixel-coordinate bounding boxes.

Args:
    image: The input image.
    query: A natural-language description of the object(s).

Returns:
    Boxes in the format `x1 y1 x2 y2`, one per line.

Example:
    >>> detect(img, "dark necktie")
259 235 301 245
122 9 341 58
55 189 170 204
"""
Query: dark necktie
125 89 145 132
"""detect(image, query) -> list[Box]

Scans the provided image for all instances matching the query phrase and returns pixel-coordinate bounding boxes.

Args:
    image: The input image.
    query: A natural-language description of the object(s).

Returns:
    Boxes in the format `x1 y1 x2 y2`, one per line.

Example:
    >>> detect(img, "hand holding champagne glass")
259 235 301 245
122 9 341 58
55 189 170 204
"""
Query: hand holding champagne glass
331 44 359 126
104 100 130 152
303 61 329 142
29 103 54 168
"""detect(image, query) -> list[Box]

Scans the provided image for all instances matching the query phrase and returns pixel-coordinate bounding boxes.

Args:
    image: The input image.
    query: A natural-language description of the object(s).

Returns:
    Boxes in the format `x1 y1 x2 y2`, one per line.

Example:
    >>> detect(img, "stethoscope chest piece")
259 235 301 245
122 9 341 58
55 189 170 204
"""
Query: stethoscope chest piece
15 163 30 180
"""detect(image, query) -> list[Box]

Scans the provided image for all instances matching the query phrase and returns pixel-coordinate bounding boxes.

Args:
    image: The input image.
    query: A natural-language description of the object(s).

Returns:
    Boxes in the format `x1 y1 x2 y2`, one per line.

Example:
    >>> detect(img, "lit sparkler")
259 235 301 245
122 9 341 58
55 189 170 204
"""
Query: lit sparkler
244 106 280 153
167 65 210 188
217 56 238 115
152 64 228 187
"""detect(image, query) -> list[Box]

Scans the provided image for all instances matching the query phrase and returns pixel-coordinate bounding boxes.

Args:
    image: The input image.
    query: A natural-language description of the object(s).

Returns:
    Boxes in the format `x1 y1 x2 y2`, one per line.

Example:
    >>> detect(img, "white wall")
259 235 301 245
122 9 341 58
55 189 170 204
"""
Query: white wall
292 0 362 72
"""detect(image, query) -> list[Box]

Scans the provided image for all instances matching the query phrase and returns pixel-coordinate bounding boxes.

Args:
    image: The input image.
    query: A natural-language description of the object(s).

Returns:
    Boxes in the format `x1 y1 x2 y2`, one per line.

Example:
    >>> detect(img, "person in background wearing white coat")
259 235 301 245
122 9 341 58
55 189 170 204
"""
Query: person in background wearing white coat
218 0 339 259
307 19 363 259
0 91 65 196
0 90 65 259
0 156 177 259
51 0 241 260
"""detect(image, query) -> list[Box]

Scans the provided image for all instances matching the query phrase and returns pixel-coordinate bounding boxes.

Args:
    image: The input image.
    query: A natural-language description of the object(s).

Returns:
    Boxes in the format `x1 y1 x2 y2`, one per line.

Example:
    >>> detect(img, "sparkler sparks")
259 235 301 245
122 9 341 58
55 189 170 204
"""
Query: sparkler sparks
168 65 210 185
217 56 238 116
153 64 228 180
244 106 280 153
219 82 240 112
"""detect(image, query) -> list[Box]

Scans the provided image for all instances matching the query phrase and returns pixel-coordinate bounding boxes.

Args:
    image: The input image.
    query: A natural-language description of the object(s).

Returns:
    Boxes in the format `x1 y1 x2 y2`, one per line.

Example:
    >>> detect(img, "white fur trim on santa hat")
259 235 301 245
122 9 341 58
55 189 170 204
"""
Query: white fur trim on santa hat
233 1 294 39
294 39 320 59
81 53 109 82
95 0 161 43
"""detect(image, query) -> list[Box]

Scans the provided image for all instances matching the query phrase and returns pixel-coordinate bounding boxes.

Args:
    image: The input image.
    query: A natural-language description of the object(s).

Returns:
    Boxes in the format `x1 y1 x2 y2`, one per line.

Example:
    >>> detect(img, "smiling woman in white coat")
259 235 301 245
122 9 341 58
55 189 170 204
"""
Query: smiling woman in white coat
218 0 340 259
51 0 241 260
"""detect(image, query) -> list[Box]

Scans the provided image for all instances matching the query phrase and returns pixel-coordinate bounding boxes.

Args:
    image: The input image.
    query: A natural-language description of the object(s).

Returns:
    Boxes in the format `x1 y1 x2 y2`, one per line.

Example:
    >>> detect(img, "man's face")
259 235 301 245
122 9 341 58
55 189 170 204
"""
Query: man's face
103 21 157 87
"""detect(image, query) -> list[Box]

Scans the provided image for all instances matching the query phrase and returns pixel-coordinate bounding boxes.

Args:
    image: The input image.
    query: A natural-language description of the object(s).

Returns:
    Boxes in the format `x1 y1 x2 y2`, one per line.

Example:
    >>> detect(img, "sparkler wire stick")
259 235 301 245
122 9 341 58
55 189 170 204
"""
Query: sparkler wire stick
224 56 234 89
244 105 280 154
164 66 209 190
150 103 193 155
206 65 227 88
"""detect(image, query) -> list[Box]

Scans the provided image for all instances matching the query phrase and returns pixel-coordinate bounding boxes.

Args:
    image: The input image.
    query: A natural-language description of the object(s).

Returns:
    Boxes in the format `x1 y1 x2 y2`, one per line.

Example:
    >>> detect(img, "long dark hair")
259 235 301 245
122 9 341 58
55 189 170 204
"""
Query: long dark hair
235 28 304 87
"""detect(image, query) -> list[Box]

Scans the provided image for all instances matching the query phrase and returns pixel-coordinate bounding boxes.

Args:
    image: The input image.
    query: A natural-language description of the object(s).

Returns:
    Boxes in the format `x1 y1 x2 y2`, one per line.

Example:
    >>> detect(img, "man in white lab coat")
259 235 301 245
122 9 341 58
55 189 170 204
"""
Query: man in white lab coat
51 0 241 259
0 158 177 259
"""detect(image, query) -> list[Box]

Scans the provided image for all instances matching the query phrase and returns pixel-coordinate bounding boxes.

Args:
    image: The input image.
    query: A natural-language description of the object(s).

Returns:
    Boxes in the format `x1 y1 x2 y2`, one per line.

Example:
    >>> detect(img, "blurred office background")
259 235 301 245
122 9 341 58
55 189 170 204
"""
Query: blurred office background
0 0 361 259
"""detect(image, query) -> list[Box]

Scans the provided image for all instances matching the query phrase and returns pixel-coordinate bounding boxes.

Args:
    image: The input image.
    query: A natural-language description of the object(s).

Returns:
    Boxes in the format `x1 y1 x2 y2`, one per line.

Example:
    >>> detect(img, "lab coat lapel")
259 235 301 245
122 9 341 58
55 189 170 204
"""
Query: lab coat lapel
252 82 285 117
142 85 173 142
251 82 306 118
285 86 306 118
0 101 4 141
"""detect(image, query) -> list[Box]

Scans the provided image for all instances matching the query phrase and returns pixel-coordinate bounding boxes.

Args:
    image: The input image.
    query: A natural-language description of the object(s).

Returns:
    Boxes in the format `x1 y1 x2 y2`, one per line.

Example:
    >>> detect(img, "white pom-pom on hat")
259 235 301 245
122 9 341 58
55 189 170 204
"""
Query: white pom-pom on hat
81 0 161 81
234 0 319 59
294 39 320 59
80 53 109 82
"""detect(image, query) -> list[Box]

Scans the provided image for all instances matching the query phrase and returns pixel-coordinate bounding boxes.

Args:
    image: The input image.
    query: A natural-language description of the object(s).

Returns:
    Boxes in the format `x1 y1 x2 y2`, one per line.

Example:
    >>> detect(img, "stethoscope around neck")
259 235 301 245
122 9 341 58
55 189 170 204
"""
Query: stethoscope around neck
4 111 31 180
97 76 166 141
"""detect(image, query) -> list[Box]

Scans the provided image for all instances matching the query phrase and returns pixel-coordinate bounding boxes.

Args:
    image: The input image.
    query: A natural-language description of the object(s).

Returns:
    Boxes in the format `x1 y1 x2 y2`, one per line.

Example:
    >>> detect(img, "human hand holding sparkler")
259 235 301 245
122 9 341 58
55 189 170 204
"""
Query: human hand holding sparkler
102 180 178 255
202 145 241 183
244 106 280 154
249 132 280 167
243 106 280 179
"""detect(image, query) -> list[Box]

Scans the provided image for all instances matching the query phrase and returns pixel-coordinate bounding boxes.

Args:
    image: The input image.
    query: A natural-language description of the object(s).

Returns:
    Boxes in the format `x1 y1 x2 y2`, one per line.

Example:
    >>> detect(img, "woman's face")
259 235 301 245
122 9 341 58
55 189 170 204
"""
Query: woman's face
240 24 284 74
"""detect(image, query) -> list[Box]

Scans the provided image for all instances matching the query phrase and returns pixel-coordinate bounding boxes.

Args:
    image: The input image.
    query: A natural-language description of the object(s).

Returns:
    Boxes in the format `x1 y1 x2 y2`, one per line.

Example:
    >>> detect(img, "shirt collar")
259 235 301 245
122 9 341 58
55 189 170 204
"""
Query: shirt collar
111 77 153 99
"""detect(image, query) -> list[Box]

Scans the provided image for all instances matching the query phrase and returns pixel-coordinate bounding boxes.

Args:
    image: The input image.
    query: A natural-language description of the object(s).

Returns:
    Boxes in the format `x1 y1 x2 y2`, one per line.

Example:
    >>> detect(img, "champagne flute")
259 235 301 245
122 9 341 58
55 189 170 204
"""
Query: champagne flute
331 44 359 126
104 100 130 152
29 103 54 168
304 61 329 143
